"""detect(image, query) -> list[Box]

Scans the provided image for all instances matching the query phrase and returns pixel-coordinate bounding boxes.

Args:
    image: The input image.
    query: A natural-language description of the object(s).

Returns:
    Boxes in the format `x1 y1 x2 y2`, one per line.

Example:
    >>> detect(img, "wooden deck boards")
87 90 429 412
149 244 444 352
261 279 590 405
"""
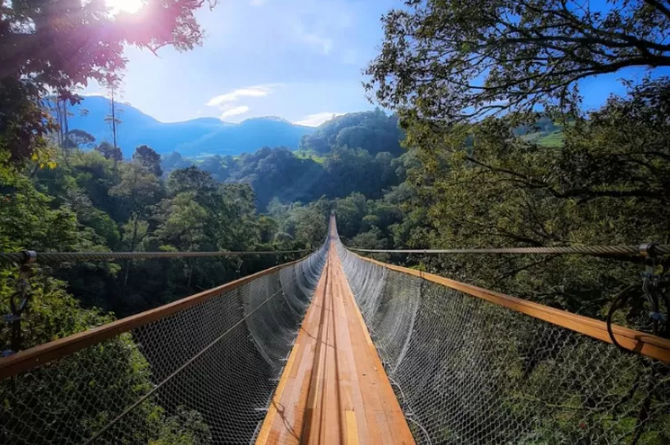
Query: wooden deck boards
254 239 416 445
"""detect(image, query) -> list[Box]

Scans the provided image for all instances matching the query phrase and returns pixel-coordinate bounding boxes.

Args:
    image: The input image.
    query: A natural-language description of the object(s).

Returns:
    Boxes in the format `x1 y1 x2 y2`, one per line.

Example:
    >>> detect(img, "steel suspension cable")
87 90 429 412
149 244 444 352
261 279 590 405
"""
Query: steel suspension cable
0 249 311 265
349 243 670 257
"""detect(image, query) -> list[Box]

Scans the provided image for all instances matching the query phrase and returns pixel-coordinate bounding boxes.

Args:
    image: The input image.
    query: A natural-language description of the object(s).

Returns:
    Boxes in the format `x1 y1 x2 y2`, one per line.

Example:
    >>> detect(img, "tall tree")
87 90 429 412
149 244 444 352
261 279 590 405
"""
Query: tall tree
366 0 670 123
64 129 95 150
110 162 161 284
167 166 218 206
133 145 163 177
102 74 123 153
0 0 216 165
407 79 670 317
95 141 123 164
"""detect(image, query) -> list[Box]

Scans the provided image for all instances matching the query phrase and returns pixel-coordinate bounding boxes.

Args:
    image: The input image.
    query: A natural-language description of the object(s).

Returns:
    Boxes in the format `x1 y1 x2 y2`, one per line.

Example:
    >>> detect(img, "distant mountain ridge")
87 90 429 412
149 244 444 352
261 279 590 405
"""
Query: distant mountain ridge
65 96 315 157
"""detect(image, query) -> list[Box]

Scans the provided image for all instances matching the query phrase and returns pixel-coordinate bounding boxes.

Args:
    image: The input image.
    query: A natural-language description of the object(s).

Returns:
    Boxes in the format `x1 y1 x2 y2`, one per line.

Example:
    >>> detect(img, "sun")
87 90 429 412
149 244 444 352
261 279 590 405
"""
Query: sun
106 0 144 14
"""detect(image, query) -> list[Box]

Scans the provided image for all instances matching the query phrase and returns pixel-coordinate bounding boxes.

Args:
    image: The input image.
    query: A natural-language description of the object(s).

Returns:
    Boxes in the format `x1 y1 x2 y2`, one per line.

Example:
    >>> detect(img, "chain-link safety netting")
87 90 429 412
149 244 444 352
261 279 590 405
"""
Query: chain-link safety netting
335 239 670 445
0 244 328 445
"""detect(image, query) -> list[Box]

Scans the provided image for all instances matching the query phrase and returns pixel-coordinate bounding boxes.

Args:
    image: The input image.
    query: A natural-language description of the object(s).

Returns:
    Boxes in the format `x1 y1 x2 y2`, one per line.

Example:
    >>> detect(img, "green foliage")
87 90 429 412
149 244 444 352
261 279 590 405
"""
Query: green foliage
393 79 670 322
0 171 81 252
0 272 211 445
133 145 163 177
0 78 55 165
1 0 214 168
184 144 403 211
96 141 124 162
299 109 404 156
365 0 670 123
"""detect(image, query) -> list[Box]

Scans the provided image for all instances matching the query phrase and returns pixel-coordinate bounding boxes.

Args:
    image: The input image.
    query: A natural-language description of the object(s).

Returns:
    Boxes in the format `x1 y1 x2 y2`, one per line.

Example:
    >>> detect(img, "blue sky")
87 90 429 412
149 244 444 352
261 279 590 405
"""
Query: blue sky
84 0 666 126
83 0 398 125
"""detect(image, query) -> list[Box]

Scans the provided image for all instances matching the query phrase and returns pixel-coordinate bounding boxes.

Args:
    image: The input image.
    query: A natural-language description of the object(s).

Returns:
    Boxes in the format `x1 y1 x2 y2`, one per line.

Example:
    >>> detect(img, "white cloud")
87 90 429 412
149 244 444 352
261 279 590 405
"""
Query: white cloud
248 0 267 5
221 105 250 118
295 112 344 127
206 84 281 121
293 24 333 55
206 85 274 107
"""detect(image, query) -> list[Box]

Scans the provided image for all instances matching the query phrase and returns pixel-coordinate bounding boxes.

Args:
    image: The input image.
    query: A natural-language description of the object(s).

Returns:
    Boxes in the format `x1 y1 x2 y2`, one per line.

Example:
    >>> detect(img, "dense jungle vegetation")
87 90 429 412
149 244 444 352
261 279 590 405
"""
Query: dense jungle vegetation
1 0 670 443
2 0 670 369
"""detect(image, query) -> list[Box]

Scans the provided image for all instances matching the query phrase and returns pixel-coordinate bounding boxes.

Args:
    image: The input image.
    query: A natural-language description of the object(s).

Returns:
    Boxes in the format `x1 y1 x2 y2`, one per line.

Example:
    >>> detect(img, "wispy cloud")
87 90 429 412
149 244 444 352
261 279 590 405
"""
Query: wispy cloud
248 0 267 5
295 112 344 127
220 105 251 118
207 84 281 121
293 24 333 55
206 85 275 107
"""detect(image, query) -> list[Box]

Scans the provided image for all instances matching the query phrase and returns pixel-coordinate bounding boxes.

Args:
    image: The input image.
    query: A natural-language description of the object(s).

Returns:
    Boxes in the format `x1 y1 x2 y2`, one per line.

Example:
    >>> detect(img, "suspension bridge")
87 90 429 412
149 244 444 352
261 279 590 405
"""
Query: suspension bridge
1 216 669 444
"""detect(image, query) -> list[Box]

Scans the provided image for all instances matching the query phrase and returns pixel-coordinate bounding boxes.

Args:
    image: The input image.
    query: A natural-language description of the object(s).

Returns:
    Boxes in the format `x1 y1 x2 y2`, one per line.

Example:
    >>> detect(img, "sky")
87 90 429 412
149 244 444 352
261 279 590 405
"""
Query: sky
83 0 399 126
84 0 667 127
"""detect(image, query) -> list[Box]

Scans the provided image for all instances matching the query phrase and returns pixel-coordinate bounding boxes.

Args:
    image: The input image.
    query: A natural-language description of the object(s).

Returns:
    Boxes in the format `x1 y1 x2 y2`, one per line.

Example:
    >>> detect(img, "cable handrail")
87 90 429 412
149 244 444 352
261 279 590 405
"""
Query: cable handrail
348 250 670 364
0 249 312 265
0 254 314 380
349 243 670 257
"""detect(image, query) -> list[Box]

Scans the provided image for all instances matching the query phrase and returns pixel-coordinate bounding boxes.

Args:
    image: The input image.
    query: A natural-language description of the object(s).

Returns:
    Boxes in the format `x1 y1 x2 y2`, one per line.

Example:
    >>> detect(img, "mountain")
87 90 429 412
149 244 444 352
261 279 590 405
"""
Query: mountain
65 96 315 157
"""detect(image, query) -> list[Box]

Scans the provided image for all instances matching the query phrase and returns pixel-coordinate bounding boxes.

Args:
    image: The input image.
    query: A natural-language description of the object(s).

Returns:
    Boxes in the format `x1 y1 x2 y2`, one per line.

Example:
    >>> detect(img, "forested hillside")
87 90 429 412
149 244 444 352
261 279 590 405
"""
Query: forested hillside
0 104 411 323
62 96 314 157
2 0 670 442
162 109 407 209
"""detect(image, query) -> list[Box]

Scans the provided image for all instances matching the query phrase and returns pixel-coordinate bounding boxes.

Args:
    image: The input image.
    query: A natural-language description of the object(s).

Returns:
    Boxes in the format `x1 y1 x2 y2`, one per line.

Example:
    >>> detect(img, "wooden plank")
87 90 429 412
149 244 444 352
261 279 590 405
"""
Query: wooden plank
0 256 308 381
335 253 414 445
256 242 417 444
354 253 670 364
254 338 301 445
345 410 360 445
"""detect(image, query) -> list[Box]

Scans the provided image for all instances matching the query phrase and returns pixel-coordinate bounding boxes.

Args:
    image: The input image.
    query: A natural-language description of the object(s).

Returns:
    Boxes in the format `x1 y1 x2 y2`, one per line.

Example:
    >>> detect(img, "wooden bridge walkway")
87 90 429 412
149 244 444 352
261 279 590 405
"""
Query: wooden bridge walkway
254 226 416 445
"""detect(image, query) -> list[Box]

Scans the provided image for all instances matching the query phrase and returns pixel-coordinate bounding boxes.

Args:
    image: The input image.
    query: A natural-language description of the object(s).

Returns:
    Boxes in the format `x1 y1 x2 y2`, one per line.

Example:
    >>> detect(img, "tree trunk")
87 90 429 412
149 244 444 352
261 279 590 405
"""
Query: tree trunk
123 217 139 287
111 87 117 151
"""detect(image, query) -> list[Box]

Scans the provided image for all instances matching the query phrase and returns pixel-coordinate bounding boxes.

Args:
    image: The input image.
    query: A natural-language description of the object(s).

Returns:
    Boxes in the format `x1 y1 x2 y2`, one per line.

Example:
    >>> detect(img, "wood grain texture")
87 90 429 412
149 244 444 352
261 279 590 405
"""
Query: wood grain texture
255 236 416 445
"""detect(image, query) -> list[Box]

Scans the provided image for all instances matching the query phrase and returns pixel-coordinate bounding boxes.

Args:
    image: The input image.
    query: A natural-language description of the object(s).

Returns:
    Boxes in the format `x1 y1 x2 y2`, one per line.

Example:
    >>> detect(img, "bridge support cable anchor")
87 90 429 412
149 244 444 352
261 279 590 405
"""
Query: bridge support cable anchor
2 251 37 356
607 243 669 351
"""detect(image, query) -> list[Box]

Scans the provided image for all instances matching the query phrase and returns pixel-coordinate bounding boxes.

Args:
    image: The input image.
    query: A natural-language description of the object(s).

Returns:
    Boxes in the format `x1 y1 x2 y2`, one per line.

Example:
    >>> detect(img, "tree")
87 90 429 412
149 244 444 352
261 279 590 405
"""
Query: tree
167 166 217 199
155 192 209 288
95 141 123 163
407 78 670 317
366 0 670 123
216 183 260 251
1 0 212 88
110 162 161 284
287 205 328 248
299 109 404 156
64 129 96 149
0 272 212 445
0 173 81 253
0 78 55 165
0 0 216 166
48 96 73 150
156 192 208 252
133 145 163 177
102 74 123 153
161 151 193 175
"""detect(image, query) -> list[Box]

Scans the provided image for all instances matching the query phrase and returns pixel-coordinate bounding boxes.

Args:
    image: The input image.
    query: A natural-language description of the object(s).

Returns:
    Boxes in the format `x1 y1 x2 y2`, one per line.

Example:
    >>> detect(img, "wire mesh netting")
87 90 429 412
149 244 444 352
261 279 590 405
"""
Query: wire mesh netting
336 240 670 445
0 245 327 445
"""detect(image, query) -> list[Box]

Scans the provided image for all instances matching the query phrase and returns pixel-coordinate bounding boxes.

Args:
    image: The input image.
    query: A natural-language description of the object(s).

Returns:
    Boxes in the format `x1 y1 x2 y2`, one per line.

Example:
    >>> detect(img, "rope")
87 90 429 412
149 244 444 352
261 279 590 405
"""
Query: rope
350 244 670 257
0 249 311 265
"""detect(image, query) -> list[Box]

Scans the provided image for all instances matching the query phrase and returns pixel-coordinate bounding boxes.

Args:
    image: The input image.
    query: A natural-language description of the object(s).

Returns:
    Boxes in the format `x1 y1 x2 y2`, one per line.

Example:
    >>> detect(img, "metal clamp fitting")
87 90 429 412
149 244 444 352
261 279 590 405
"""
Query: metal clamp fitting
639 243 658 258
21 250 37 264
